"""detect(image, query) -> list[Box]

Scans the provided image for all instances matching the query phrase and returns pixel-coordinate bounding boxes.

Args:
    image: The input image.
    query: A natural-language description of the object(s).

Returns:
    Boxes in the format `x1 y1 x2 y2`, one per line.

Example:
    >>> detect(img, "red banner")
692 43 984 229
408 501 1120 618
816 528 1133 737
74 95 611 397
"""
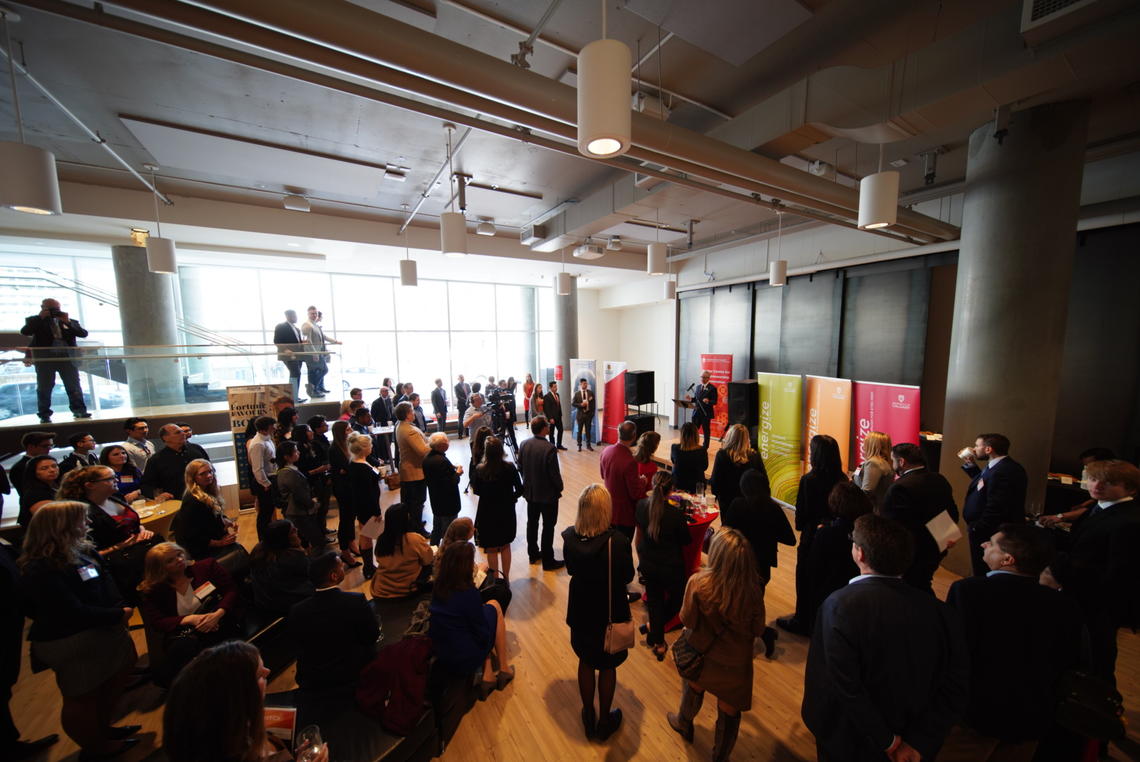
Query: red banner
601 360 627 444
699 354 733 439
852 381 921 466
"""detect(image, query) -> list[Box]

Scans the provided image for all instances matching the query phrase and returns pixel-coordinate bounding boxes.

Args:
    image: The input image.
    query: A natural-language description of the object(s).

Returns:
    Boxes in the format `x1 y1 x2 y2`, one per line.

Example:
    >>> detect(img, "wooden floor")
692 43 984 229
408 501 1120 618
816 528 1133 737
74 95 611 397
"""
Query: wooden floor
11 429 1140 761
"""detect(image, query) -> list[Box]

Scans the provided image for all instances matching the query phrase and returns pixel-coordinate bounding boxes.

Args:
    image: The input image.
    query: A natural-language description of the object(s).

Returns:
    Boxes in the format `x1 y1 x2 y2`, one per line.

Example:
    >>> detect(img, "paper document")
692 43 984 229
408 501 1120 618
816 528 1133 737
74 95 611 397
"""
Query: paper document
925 510 963 552
359 515 385 540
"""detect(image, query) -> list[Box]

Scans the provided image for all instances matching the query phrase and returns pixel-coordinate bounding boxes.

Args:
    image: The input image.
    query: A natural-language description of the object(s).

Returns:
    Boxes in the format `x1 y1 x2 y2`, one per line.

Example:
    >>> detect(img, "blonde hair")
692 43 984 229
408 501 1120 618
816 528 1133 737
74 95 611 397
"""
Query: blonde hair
339 399 354 418
632 431 661 464
695 527 763 624
18 501 95 570
721 424 755 465
347 432 372 458
862 431 892 464
183 459 224 514
57 465 113 501
138 542 188 595
574 484 612 538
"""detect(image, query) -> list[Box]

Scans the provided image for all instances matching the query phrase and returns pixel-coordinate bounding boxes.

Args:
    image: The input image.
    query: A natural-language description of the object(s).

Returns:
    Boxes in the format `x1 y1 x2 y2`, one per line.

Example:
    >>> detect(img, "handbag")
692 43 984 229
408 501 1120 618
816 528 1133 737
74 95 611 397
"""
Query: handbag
603 536 635 654
384 472 401 491
670 594 725 681
1053 669 1125 740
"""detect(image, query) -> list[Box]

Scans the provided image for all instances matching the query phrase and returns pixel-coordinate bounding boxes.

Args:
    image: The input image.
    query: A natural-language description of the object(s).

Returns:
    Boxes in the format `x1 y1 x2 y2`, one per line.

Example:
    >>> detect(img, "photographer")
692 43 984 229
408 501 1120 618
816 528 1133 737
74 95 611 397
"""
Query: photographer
20 298 91 424
463 394 493 439
486 386 518 452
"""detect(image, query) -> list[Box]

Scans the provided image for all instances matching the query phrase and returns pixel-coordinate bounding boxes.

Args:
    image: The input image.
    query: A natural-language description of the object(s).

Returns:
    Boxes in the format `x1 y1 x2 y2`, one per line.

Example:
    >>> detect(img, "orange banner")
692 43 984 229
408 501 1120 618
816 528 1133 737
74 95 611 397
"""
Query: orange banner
804 375 852 472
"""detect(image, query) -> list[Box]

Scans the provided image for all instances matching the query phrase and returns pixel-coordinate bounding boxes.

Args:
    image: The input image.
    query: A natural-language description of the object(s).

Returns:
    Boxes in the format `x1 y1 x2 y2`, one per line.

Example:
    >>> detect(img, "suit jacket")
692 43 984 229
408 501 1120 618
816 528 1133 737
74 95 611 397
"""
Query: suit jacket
692 382 718 423
370 395 394 425
299 320 329 357
802 576 969 760
947 572 1087 742
571 389 595 423
277 465 314 517
395 421 430 481
289 588 379 695
961 457 1028 536
880 468 959 590
599 443 642 528
1053 499 1140 628
273 320 304 361
422 450 461 516
60 451 99 474
517 435 563 503
1 541 23 688
454 382 470 406
543 391 563 426
21 312 88 359
431 387 448 415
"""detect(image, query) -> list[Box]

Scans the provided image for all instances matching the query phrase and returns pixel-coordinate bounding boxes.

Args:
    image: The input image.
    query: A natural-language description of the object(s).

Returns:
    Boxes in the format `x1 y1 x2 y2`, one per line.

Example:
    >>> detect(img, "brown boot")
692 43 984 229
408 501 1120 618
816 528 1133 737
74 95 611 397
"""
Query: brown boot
712 708 741 761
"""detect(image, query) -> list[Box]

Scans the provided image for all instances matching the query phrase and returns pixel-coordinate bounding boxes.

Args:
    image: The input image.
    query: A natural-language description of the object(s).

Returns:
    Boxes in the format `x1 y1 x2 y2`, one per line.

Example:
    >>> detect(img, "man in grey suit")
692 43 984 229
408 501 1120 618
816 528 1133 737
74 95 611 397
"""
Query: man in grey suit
518 416 565 570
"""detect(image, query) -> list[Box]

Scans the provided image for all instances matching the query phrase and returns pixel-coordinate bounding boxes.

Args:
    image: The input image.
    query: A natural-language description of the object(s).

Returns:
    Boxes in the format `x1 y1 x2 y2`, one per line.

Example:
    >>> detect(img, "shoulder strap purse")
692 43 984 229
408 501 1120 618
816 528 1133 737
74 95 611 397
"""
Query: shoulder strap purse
603 535 636 654
670 591 727 681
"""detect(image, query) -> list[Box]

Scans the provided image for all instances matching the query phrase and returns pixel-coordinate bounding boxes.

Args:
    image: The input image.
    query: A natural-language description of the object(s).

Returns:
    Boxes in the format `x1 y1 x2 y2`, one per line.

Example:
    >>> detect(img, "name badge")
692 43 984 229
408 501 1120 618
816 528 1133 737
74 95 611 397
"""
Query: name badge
976 478 985 491
77 564 100 581
194 581 217 600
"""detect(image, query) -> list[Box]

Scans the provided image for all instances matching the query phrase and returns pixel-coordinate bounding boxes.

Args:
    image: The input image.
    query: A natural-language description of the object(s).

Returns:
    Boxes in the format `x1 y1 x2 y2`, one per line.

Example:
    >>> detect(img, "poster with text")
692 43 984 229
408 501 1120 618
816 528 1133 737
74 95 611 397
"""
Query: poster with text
852 381 921 466
227 383 292 490
804 376 853 472
757 372 803 506
699 353 733 439
570 358 598 445
601 360 627 444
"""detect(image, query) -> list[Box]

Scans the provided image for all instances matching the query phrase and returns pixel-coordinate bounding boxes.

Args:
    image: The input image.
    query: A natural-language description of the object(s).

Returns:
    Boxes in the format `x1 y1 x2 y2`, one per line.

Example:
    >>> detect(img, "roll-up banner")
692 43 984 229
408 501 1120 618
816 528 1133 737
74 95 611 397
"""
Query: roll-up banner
804 376 853 472
601 360 627 444
852 381 921 466
569 358 598 445
227 383 292 490
699 353 733 439
757 372 803 505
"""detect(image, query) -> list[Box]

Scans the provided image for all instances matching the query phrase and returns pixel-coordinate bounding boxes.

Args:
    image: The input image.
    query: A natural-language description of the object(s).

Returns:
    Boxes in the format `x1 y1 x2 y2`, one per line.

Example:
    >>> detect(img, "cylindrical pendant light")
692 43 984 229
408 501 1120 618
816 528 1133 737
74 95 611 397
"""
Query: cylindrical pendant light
770 259 787 287
577 37 632 158
399 257 418 287
440 211 467 257
664 278 677 300
858 170 900 229
647 242 667 275
0 142 62 215
145 236 177 274
555 271 572 296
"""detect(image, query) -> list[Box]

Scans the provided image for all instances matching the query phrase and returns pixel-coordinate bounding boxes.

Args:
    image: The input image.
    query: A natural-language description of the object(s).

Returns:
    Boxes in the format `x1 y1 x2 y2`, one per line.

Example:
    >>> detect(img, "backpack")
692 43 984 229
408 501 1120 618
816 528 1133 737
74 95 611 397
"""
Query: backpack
355 634 432 735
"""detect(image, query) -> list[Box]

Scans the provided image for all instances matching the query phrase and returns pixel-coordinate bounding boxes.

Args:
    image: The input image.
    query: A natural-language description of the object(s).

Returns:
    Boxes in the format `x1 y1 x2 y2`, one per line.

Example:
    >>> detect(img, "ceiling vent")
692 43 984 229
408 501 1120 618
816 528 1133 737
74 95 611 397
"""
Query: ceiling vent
573 242 605 260
1020 0 1133 45
520 223 547 246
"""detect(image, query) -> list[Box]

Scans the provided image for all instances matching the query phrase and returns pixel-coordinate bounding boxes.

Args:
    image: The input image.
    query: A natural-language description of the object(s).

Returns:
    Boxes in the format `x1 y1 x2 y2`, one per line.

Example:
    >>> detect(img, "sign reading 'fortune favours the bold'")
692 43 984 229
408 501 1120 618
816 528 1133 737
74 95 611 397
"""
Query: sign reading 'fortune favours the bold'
227 383 292 490
699 353 733 439
757 372 803 505
804 376 852 472
852 381 921 466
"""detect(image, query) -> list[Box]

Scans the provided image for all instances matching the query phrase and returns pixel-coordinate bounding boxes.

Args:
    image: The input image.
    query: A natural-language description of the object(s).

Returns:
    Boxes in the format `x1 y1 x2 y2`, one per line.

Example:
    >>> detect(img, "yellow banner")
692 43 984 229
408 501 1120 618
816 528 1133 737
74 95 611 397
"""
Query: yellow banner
757 372 803 505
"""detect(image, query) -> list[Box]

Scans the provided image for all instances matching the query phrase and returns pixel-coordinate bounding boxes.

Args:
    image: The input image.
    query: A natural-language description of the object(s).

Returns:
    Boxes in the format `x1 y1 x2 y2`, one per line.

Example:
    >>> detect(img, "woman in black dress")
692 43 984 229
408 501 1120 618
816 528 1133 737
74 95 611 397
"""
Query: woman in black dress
803 482 872 620
709 424 768 511
173 459 237 560
18 455 61 528
249 520 313 617
470 437 522 582
99 445 143 503
563 484 634 742
776 433 847 636
346 432 382 578
328 421 360 568
634 471 691 660
465 425 492 494
670 422 708 493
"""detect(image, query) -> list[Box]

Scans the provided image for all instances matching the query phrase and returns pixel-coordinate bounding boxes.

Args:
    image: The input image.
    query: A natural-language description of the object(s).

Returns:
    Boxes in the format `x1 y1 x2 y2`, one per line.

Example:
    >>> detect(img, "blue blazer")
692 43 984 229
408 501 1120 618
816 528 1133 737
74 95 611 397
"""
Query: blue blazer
961 457 1027 537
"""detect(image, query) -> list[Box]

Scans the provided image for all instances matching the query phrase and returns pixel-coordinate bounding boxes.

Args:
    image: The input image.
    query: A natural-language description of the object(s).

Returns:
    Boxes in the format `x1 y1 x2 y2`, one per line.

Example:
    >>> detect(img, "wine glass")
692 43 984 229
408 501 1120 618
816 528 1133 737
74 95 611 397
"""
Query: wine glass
295 725 326 762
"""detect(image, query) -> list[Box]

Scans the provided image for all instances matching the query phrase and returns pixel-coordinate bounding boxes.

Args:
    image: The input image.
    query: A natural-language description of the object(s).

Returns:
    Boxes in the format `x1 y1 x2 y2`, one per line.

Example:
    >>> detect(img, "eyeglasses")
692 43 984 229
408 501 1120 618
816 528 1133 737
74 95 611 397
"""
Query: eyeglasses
91 476 117 483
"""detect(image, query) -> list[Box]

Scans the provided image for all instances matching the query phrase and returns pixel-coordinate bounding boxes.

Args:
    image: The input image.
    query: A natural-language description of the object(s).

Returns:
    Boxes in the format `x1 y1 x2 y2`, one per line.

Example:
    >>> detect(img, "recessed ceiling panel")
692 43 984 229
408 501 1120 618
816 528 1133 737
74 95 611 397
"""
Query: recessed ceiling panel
121 118 384 200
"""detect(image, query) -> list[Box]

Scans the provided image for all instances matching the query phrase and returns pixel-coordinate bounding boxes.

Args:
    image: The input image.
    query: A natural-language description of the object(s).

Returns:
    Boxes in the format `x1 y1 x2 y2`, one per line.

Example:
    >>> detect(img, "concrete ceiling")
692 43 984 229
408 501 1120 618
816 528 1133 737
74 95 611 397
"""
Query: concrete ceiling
0 0 1138 282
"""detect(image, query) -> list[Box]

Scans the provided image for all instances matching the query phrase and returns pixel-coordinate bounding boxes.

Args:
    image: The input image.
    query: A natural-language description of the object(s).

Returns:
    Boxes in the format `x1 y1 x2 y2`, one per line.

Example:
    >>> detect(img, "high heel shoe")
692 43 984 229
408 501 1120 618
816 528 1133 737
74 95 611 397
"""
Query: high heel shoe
581 706 597 739
639 623 648 635
761 626 778 659
652 644 667 662
496 666 515 690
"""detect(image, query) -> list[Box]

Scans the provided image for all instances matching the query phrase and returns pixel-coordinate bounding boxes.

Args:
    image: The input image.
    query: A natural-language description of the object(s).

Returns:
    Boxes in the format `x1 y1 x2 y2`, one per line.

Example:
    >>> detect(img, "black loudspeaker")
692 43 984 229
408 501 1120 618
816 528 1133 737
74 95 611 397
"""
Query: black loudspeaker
727 380 759 447
625 370 655 405
625 413 655 437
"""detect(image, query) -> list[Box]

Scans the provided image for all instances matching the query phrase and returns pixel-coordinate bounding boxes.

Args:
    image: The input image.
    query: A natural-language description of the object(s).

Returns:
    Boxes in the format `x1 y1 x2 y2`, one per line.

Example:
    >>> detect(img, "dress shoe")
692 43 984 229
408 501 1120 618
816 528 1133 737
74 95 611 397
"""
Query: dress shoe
107 725 141 740
761 626 778 658
595 708 623 741
557 445 568 451
38 416 52 424
529 554 541 565
627 591 643 603
11 734 59 760
578 444 582 451
775 615 809 636
542 559 566 571
78 737 139 761
74 412 93 419
587 445 594 451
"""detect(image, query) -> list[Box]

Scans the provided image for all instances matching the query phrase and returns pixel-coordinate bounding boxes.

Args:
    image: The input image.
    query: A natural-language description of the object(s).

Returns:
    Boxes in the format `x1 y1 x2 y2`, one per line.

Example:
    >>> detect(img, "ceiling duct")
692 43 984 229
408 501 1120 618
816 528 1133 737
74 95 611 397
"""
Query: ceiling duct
1020 0 1134 45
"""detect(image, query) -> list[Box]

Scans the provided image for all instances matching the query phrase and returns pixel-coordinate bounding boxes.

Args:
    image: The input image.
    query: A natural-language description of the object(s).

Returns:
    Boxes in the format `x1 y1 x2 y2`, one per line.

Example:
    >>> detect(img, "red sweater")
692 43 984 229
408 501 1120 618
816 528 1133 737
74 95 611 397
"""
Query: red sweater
599 443 643 528
138 558 240 633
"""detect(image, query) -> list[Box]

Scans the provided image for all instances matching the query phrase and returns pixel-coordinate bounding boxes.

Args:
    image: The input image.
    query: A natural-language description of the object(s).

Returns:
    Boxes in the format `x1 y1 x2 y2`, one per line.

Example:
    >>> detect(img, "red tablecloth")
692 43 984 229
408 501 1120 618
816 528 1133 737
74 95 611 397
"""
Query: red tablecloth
682 511 718 576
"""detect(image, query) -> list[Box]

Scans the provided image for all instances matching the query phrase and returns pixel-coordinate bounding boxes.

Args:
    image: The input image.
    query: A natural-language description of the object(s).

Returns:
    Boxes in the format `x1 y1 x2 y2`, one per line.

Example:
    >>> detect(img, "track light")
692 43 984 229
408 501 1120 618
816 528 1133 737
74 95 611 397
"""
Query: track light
475 219 496 236
283 194 310 212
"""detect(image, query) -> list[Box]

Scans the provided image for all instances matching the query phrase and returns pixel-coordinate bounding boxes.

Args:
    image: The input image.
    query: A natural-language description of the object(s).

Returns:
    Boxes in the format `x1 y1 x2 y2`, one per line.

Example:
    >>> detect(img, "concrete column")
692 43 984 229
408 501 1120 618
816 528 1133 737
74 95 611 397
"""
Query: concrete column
111 245 187 407
939 101 1089 571
552 275 579 434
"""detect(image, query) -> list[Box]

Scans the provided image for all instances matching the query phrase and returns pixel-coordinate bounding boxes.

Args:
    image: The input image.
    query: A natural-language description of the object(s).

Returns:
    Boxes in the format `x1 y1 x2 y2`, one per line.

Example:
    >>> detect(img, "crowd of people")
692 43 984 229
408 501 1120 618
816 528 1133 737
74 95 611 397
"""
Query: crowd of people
1 362 1137 762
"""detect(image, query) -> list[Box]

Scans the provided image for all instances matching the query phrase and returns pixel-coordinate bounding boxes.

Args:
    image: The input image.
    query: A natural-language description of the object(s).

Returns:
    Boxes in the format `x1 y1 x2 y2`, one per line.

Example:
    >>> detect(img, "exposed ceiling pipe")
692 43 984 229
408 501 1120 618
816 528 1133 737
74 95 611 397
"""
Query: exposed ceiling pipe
399 126 471 233
173 0 958 240
13 0 928 247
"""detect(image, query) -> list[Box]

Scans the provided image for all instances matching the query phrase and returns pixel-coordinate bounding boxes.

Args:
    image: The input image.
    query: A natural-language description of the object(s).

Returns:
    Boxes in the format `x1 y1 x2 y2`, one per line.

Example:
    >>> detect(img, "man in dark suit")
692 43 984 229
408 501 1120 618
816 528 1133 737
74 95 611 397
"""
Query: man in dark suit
544 381 566 450
571 378 595 452
409 393 429 431
944 523 1086 759
454 375 471 438
141 423 210 500
802 514 968 762
20 297 91 423
1048 459 1140 688
688 370 717 449
423 433 462 545
431 379 449 434
518 416 565 570
369 385 395 463
288 552 381 698
959 433 1028 577
272 309 307 402
880 443 959 594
